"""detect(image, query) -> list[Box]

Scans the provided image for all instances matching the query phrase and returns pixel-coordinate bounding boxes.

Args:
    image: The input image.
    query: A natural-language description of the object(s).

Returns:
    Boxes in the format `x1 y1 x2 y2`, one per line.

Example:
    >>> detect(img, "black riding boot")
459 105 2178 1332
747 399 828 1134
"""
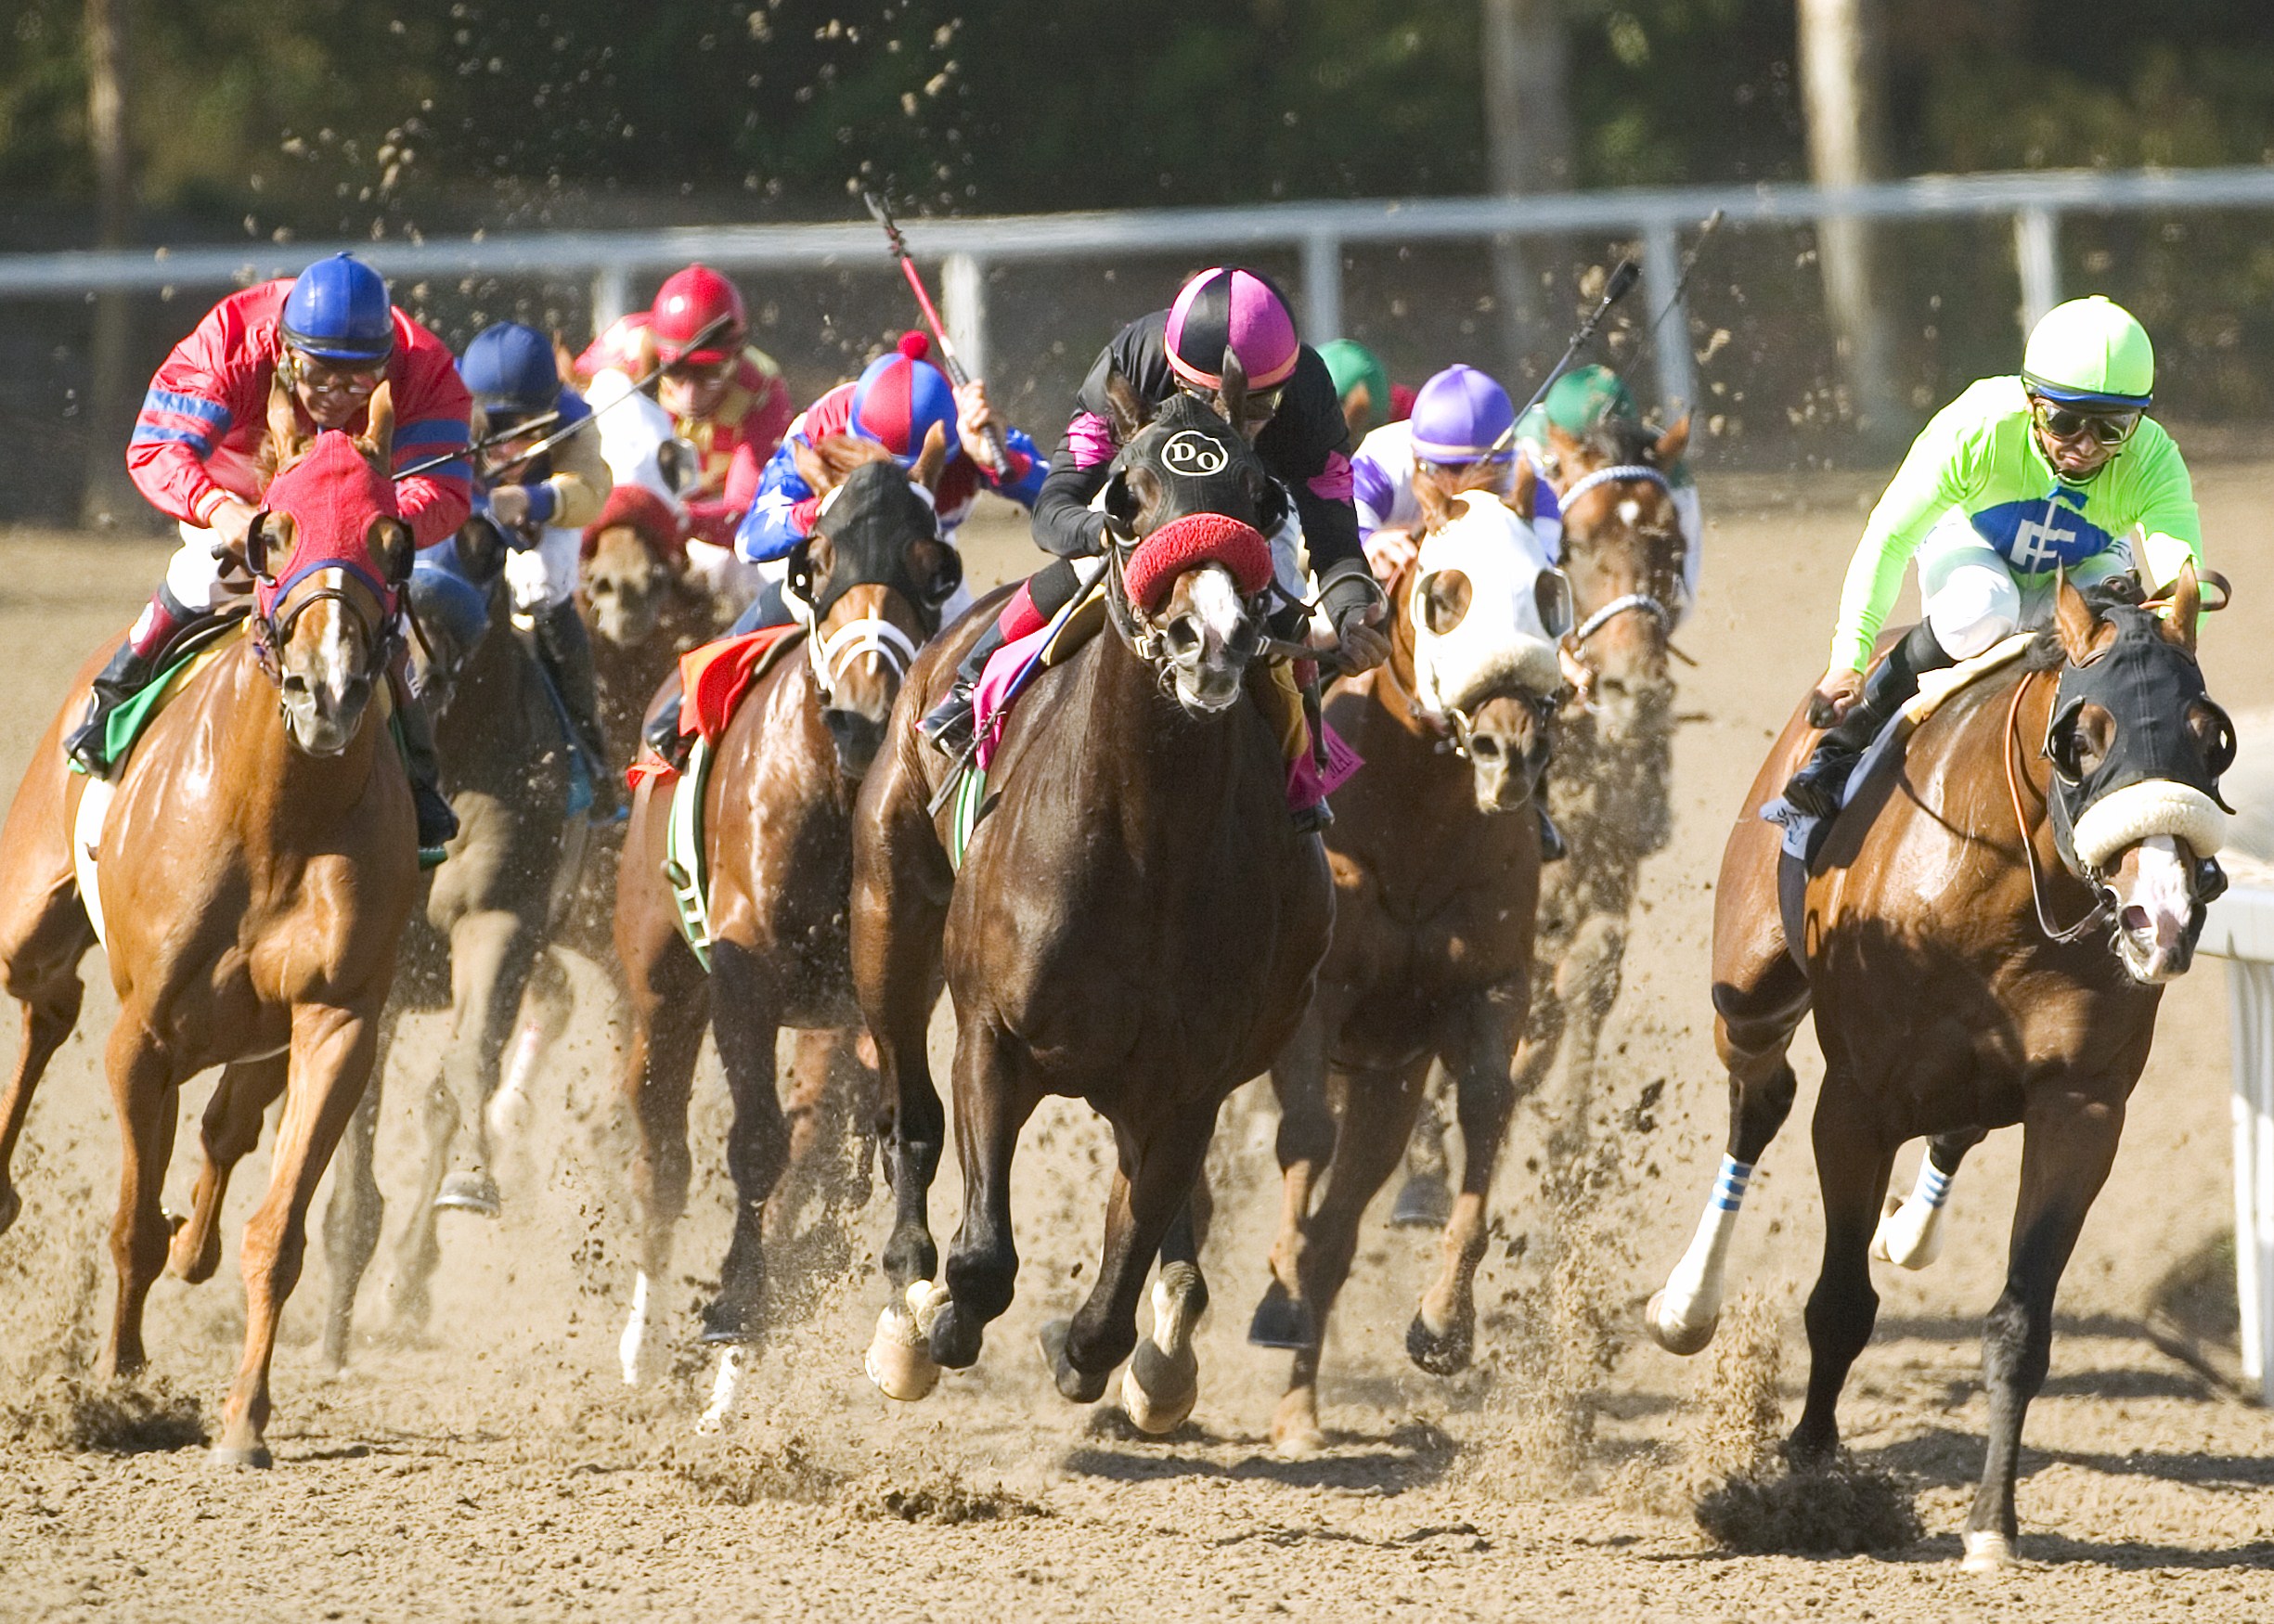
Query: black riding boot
1780 621 1952 818
534 600 619 818
642 692 691 772
64 640 162 778
919 557 1086 753
389 664 460 858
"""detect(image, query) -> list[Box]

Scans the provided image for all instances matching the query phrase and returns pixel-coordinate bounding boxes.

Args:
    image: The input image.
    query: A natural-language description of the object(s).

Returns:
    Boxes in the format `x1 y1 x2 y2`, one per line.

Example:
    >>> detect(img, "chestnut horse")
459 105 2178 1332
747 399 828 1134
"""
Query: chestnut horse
1647 570 2233 1567
852 380 1331 1433
613 444 960 1391
1248 472 1570 1454
0 390 417 1466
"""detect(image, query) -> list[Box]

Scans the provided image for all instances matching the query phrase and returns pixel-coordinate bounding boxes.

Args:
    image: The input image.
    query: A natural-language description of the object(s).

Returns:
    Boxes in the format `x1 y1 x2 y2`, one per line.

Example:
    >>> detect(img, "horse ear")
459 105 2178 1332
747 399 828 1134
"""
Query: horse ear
552 330 580 387
368 517 416 588
1545 422 1582 470
1414 464 1459 535
1102 365 1146 445
911 419 949 493
246 509 293 580
2161 557 2202 654
265 368 302 465
2054 569 2104 664
1218 347 1249 433
1505 455 1538 522
361 380 395 468
455 514 508 584
1653 411 1691 467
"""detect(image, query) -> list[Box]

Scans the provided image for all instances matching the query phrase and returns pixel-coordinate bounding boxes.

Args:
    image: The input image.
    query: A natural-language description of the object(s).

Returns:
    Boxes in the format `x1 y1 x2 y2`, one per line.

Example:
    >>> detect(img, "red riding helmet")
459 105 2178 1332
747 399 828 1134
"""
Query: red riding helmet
650 264 746 367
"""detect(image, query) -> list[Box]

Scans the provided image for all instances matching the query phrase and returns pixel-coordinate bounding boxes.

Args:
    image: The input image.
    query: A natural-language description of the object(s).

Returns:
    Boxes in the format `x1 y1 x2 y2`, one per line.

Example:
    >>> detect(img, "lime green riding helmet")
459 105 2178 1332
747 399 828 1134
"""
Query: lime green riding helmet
2021 295 2154 408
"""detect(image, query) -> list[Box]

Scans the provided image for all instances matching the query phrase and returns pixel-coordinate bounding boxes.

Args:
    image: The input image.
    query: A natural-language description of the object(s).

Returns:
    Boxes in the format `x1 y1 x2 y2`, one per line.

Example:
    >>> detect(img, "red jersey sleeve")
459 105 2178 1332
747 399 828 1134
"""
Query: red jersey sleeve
385 314 474 548
126 283 275 526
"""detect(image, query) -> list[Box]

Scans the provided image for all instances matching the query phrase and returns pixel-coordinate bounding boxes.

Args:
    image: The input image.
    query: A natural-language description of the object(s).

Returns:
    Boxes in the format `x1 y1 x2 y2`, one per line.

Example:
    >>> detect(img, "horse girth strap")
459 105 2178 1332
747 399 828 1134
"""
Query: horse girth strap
2001 669 2111 946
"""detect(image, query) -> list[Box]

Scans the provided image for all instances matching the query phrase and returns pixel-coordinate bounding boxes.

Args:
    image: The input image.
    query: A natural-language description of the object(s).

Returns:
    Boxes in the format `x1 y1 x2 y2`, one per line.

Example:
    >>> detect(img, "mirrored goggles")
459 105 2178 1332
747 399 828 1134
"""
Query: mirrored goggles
2031 397 2142 447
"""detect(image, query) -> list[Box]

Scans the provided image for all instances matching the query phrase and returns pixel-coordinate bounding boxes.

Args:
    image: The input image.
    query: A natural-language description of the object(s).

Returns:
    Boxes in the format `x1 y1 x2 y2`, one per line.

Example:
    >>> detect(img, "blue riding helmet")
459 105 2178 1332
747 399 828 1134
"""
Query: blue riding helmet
462 322 560 417
280 252 395 365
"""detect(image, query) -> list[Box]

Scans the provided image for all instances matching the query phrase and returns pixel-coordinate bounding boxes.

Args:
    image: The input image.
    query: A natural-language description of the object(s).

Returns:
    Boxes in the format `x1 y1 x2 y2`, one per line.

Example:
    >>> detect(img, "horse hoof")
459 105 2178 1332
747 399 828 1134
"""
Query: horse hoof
1645 1289 1718 1356
928 1302 984 1371
866 1282 947 1402
433 1171 500 1217
1960 1530 2019 1572
1405 1308 1473 1376
1246 1280 1316 1350
207 1443 273 1471
1870 1196 1945 1270
699 1297 756 1346
1038 1318 1110 1405
1389 1172 1453 1230
1119 1336 1197 1437
1270 1393 1325 1459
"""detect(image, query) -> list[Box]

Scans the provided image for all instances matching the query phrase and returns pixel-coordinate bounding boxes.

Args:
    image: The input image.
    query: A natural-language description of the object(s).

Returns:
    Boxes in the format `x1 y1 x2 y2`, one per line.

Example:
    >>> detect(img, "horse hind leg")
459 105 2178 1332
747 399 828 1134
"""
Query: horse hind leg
168 1054 289 1282
1413 995 1527 1376
320 1063 384 1373
1788 1092 1897 1469
703 945 790 1347
486 947 575 1156
1872 1127 1984 1270
0 968 86 1239
1249 1012 1334 1352
1121 1192 1211 1436
927 1019 1040 1375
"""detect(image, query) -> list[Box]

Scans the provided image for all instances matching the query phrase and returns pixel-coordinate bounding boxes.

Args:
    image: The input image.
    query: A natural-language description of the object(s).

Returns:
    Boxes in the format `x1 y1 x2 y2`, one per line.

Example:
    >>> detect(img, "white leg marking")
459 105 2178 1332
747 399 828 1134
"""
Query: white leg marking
1871 1153 1955 1269
865 1279 949 1402
1647 1154 1751 1354
694 1346 746 1435
619 1270 651 1386
1961 1529 2019 1572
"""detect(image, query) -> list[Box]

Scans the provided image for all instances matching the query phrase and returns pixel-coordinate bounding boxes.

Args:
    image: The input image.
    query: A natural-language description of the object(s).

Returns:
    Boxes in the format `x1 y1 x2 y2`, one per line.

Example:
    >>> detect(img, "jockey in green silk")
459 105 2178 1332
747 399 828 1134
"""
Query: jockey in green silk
1780 296 2203 818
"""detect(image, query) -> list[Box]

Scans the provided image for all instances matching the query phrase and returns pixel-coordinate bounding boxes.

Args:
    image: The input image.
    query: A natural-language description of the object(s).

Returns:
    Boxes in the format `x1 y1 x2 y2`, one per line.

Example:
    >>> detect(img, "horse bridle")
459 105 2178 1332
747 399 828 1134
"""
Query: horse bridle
251 565 401 690
1558 463 1683 651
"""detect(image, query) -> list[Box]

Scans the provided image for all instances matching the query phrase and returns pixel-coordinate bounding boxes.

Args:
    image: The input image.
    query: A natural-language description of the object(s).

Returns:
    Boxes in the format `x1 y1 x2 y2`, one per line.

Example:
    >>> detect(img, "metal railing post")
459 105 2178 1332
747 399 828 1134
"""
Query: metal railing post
942 251 988 381
2014 206 2061 336
592 264 632 330
1639 217 1698 413
1302 231 1344 342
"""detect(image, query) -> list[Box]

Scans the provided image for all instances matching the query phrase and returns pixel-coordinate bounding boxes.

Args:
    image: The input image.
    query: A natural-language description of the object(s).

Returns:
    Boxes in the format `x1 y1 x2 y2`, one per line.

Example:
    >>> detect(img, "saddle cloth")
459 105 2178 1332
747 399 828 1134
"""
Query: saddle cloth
625 623 803 796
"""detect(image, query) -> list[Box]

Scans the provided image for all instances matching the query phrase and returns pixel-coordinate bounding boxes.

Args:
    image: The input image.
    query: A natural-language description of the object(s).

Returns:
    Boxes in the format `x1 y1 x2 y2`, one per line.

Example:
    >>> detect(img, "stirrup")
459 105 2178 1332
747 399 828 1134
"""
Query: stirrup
1536 804 1569 863
918 682 975 754
1780 747 1858 818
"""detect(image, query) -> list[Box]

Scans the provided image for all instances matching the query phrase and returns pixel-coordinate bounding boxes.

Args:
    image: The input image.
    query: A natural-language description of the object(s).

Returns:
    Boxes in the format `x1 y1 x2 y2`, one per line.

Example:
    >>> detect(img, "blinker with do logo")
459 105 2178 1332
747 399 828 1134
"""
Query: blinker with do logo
1161 431 1231 478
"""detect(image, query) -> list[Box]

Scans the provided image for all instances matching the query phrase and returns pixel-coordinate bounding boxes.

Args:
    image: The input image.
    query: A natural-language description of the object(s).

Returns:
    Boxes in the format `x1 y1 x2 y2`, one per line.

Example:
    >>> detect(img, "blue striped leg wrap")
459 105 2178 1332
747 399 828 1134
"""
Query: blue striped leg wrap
1710 1154 1754 1214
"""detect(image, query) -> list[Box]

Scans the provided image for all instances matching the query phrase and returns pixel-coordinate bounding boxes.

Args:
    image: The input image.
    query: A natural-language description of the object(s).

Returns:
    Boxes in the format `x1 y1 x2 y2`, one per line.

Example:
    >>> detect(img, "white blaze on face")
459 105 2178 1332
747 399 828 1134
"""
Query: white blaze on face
2118 835 2194 965
1168 564 1248 714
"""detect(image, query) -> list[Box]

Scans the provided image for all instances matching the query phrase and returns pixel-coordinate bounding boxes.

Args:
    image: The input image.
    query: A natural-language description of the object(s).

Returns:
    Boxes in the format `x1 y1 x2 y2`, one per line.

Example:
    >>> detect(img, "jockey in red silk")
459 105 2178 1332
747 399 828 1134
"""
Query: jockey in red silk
920 265 1389 831
88 251 468 854
570 264 792 552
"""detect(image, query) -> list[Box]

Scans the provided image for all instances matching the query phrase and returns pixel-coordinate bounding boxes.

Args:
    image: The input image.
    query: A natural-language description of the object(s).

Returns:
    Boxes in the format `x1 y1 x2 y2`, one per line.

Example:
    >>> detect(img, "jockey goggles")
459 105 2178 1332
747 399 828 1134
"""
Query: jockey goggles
662 351 736 385
2029 394 2142 448
289 349 386 392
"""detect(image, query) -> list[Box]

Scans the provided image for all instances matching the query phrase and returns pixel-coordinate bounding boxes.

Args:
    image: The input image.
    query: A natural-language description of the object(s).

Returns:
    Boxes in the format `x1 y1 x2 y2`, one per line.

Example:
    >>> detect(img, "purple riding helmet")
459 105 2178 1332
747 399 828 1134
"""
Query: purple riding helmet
1408 365 1516 466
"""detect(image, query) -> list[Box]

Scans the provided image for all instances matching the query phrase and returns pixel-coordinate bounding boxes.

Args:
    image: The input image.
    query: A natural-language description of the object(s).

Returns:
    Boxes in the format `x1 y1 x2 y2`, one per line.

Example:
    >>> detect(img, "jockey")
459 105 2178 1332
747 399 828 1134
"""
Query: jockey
918 266 1389 832
459 320 618 816
1781 295 2203 818
1350 364 1564 586
735 331 1045 621
97 251 469 854
1514 363 1703 617
1318 339 1401 442
571 264 793 553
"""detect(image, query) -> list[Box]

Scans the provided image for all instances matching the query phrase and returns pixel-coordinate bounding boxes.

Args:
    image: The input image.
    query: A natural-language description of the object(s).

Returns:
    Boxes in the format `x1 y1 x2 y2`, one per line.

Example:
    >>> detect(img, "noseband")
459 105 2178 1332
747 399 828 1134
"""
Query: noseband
251 567 399 689
1559 463 1680 650
806 608 921 704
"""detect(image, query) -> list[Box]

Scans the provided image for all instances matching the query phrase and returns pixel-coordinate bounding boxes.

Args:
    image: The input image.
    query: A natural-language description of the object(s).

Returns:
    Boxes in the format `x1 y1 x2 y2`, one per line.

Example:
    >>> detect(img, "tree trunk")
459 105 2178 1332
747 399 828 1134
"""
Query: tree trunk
1481 0 1575 381
1797 0 1902 440
82 0 139 529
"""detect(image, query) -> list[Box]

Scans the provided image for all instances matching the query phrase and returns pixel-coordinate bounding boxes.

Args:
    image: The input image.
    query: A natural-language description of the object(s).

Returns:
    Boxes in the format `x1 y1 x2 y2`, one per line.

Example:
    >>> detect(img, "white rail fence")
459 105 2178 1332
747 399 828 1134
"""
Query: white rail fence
6 164 2274 419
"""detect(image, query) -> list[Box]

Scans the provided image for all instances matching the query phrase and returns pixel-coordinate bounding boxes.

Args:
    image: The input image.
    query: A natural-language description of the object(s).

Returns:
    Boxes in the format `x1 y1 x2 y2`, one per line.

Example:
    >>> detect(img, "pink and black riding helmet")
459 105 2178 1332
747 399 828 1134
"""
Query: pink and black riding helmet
1164 267 1302 394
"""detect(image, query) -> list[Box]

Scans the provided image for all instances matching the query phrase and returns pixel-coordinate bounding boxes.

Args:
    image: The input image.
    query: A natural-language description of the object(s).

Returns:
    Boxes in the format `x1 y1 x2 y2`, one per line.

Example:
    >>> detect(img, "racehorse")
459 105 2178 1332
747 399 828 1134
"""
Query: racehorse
851 374 1332 1433
1647 568 2233 1568
613 441 960 1386
311 515 582 1364
1248 469 1569 1454
0 381 418 1465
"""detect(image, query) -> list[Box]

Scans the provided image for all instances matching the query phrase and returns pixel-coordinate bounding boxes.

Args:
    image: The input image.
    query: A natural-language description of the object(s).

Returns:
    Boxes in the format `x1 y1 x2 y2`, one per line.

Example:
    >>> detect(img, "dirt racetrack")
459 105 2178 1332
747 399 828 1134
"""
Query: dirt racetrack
2 455 2271 1621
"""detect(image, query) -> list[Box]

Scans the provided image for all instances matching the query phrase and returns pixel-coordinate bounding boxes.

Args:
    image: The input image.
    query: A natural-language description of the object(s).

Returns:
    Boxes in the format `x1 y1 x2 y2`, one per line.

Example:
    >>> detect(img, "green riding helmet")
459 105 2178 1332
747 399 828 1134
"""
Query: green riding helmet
2021 295 2154 408
1318 339 1390 424
1543 363 1638 433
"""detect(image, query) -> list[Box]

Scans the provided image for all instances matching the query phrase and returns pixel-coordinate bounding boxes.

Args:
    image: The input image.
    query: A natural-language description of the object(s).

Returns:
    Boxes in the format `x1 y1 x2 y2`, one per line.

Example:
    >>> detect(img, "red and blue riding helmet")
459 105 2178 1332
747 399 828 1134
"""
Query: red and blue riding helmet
850 333 958 466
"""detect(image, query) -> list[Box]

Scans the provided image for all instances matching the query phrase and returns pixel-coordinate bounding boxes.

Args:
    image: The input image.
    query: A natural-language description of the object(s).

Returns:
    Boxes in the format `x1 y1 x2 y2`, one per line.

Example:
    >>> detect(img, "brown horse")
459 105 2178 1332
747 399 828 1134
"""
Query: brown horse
1248 470 1568 1454
613 443 959 1391
851 380 1331 1432
0 386 418 1466
1647 569 2233 1567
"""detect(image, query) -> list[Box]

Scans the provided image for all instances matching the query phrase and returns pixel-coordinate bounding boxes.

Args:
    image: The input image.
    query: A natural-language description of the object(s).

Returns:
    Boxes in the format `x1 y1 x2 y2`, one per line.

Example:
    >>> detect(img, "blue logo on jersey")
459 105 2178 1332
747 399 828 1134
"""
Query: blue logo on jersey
1970 493 2115 574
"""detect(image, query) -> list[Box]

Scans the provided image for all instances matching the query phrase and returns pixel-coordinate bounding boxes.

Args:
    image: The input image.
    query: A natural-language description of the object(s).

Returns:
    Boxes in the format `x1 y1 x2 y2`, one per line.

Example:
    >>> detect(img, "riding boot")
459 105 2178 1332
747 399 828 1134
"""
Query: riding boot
534 599 619 819
642 693 692 773
918 561 1079 752
64 641 161 778
388 661 460 859
1780 621 1951 818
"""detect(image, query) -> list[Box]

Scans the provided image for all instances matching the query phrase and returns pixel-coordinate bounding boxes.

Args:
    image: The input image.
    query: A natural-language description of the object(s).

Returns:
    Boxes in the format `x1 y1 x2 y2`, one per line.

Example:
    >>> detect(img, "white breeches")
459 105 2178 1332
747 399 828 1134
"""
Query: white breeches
1916 510 2133 660
164 520 253 612
505 526 583 615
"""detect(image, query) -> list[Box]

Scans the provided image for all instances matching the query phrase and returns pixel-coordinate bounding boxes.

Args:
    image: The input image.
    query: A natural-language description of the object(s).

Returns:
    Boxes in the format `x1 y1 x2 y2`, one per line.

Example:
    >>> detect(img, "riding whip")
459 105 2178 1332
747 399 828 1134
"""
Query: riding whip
863 189 1013 475
1613 209 1725 400
1476 256 1643 467
394 308 736 484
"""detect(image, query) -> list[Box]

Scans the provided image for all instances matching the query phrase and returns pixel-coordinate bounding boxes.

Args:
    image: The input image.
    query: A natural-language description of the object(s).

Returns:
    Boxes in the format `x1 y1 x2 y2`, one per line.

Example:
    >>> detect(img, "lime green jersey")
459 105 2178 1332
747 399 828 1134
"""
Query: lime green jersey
1828 375 2200 672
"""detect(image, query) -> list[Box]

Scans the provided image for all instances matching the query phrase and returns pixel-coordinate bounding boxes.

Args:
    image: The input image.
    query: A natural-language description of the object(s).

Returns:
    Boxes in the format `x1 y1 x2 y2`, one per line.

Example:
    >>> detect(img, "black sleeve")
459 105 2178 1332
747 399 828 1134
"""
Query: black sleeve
1031 451 1110 559
1256 344 1363 575
1029 317 1174 560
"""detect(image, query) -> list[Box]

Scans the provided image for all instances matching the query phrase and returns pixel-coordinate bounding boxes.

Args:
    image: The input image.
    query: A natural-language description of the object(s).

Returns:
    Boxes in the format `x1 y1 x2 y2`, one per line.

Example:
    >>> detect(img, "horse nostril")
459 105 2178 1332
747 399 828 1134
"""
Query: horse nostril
282 675 309 698
2122 904 2151 935
1165 620 1202 660
1471 735 1501 758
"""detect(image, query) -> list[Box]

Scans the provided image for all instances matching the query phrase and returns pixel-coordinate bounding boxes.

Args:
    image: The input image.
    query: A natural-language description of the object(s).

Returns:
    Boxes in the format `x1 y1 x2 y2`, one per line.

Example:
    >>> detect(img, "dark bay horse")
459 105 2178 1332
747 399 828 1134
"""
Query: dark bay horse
852 380 1332 1432
613 445 959 1397
1647 569 2233 1568
1249 472 1568 1454
0 392 418 1466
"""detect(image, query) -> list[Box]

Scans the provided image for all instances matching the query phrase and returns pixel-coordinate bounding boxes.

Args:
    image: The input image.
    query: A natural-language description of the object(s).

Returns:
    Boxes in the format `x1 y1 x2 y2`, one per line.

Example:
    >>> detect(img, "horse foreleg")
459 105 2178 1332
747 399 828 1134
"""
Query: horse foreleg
1413 990 1528 1376
1250 1011 1333 1351
319 1064 384 1373
928 1019 1039 1373
1962 1092 2125 1570
1543 910 1628 1166
0 971 85 1238
168 1053 289 1283
614 961 705 1386
433 909 536 1216
213 1004 378 1467
96 1022 180 1384
705 944 788 1345
1388 1063 1454 1231
1122 1189 1213 1437
1273 1060 1428 1456
768 1026 851 1241
1872 1126 1986 1270
488 947 575 1154
1788 1091 1897 1469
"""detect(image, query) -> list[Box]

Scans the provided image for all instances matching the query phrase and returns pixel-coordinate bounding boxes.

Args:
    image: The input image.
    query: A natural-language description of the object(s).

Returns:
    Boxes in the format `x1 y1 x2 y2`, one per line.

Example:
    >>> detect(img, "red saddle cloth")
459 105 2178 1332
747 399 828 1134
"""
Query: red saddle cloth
626 624 800 792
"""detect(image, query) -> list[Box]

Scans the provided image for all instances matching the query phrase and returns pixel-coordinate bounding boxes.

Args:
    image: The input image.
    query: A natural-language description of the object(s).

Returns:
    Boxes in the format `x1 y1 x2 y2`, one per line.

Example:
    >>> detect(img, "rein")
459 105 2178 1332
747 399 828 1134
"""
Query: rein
2002 668 2112 946
1557 462 1693 664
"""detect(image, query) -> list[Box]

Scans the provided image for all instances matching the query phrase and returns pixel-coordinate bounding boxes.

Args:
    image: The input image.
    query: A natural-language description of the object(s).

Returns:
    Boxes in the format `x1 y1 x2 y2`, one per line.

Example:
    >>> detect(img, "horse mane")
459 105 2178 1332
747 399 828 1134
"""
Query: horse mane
1579 414 1662 467
1149 391 1228 436
2018 578 2151 673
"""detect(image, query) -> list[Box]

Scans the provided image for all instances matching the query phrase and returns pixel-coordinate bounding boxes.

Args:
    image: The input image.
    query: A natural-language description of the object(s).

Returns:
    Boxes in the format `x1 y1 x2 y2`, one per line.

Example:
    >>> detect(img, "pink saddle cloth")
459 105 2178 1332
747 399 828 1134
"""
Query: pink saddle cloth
971 623 1055 772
